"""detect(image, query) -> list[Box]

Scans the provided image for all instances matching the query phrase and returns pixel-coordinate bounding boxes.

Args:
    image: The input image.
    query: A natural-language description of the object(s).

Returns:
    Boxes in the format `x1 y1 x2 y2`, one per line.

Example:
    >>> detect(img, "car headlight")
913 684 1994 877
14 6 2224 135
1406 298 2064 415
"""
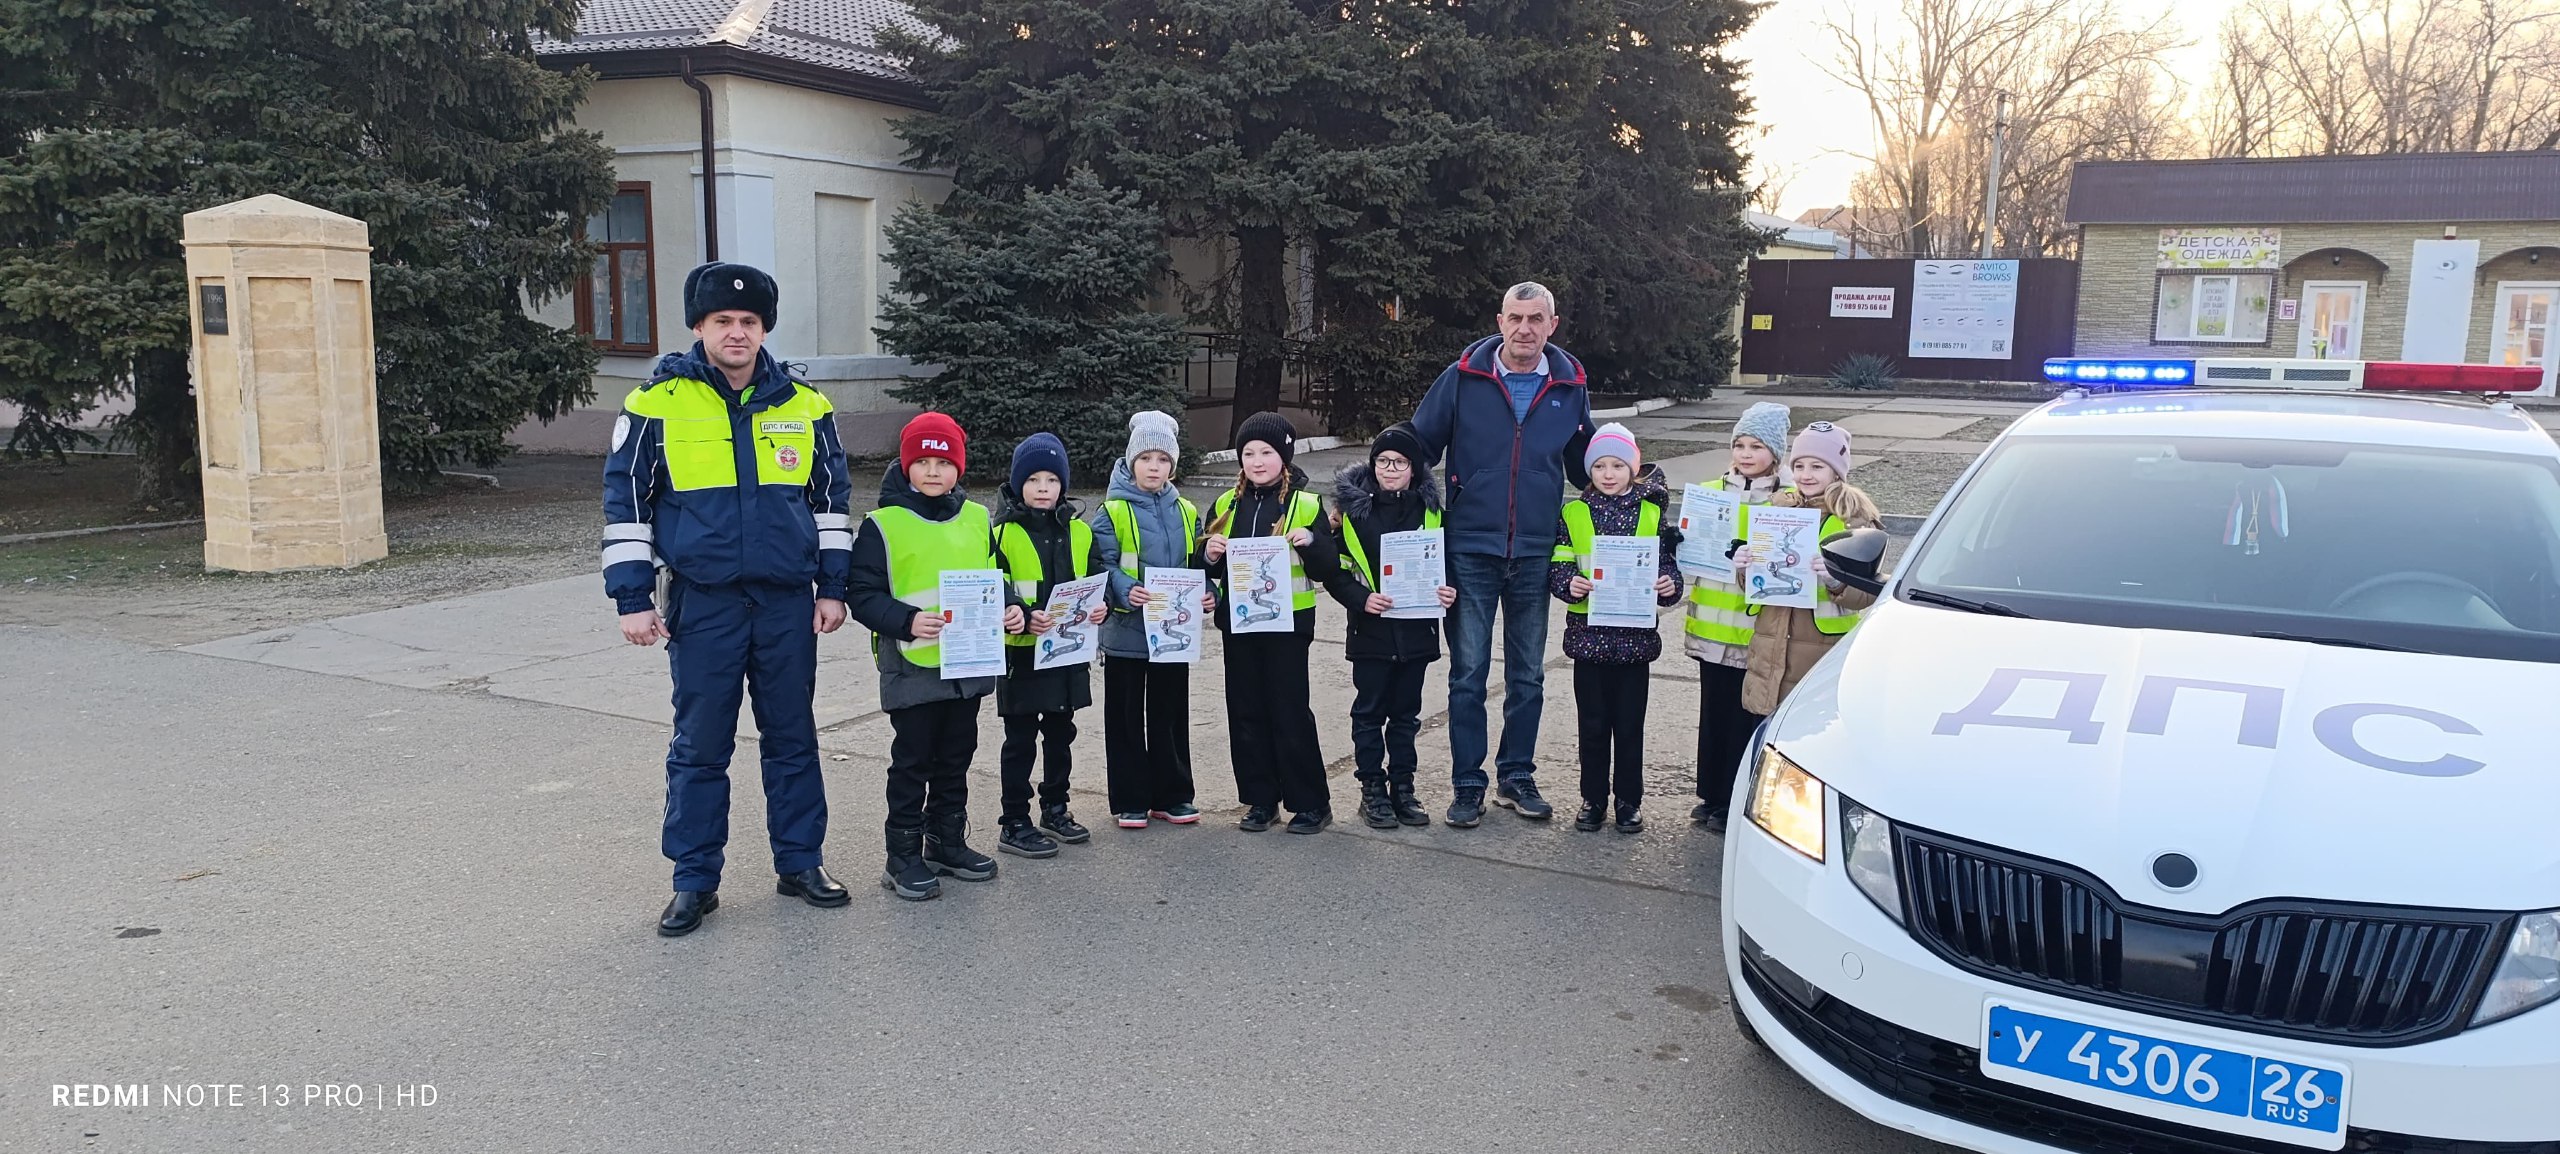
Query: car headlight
1746 745 1825 860
2474 911 2560 1027
1840 796 1903 924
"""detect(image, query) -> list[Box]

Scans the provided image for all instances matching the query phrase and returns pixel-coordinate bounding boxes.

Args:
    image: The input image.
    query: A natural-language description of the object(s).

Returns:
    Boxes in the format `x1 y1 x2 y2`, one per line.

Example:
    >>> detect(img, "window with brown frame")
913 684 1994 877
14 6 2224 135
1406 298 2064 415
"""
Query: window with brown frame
577 183 657 352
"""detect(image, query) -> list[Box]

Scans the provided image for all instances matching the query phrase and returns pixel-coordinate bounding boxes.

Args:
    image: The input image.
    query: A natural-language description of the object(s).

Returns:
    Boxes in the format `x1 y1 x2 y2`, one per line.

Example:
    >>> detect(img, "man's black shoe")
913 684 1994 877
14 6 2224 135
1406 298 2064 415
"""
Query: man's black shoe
1614 803 1645 834
1445 787 1485 828
775 867 850 907
1359 782 1398 829
998 819 1060 859
1388 780 1430 826
1495 780 1554 820
1039 803 1091 844
1238 804 1278 832
658 890 718 936
882 827 940 901
1285 809 1334 834
923 817 999 881
1573 805 1605 832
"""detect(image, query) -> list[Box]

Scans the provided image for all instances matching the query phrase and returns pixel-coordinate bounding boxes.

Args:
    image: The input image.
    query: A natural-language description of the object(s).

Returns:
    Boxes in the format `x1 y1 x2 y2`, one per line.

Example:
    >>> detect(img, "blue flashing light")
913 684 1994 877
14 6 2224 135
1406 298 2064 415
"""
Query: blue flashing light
2043 358 2197 387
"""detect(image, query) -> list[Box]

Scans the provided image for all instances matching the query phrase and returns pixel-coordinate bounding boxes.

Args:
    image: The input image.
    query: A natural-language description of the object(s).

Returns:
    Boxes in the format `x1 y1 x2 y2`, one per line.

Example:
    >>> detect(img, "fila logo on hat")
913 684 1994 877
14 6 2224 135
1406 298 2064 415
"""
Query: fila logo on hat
921 438 951 451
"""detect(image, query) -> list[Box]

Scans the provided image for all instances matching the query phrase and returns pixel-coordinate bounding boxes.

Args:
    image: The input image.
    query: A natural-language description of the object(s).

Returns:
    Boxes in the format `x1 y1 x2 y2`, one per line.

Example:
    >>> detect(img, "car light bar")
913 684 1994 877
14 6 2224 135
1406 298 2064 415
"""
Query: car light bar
2045 357 2543 395
2041 358 2194 385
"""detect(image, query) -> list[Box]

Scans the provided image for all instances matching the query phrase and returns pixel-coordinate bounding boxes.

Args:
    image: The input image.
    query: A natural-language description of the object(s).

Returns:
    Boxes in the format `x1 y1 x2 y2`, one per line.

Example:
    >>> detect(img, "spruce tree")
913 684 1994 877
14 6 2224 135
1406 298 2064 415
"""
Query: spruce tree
877 173 1191 483
0 0 615 499
1545 0 1768 397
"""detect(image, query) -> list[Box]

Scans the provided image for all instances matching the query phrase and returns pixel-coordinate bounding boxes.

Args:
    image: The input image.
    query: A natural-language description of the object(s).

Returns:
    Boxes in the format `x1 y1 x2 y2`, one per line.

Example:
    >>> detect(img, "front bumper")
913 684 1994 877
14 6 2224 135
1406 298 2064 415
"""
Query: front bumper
1722 805 2560 1154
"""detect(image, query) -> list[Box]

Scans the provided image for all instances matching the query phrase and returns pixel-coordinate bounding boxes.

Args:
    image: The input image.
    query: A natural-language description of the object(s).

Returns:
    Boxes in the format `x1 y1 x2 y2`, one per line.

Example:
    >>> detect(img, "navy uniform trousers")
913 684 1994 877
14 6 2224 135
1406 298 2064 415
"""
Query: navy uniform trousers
662 579 829 892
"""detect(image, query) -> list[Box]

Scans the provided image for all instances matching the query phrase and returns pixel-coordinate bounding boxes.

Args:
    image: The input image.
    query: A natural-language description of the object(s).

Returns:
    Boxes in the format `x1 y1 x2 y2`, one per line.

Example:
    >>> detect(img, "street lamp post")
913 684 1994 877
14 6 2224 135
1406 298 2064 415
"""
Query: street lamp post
1979 91 2011 260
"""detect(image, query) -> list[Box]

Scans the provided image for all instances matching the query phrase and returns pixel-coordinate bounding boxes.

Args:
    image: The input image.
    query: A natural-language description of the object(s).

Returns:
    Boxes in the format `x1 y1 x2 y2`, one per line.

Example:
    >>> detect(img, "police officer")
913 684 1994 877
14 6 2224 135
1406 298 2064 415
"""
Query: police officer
602 262 858 937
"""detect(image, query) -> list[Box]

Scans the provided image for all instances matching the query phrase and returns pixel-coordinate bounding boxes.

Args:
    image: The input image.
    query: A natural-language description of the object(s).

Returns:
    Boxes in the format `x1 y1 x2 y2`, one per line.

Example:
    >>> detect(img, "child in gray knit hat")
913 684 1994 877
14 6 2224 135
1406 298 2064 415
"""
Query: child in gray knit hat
1681 399 1790 831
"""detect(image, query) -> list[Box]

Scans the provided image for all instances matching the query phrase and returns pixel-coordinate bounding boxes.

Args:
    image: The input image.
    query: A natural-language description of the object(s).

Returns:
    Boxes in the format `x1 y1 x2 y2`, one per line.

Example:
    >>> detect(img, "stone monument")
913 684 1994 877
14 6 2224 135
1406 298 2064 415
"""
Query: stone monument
182 194 388 571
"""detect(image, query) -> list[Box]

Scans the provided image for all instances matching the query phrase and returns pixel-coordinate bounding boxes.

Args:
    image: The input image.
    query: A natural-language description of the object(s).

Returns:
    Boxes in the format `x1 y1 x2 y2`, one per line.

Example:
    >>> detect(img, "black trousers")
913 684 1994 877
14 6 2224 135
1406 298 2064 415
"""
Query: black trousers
1000 710 1077 822
1349 658 1429 787
1223 632 1329 813
1695 659 1763 811
1103 656 1194 814
886 696 979 832
1574 662 1650 808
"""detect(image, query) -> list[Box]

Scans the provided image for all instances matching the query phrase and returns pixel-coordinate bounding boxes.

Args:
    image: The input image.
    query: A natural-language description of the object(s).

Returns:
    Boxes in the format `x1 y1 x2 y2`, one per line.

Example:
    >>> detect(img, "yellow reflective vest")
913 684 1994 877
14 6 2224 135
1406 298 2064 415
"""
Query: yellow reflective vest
994 518 1095 647
866 501 995 669
1554 499 1662 616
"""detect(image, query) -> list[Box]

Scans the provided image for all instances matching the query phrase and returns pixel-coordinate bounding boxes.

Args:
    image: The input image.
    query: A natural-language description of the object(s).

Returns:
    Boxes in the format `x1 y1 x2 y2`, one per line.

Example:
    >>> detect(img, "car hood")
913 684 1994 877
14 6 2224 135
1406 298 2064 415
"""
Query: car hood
1770 599 2560 914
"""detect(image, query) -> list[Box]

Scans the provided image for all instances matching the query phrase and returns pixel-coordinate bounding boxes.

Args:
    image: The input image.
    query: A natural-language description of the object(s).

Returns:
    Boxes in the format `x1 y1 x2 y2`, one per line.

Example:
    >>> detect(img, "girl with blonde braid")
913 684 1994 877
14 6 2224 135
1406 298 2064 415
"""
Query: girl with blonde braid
1197 412 1339 833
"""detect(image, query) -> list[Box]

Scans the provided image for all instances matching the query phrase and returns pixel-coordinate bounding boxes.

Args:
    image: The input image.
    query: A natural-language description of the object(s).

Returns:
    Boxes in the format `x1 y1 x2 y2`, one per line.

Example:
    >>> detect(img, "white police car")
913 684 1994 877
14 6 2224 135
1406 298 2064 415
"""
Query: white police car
1723 358 2560 1154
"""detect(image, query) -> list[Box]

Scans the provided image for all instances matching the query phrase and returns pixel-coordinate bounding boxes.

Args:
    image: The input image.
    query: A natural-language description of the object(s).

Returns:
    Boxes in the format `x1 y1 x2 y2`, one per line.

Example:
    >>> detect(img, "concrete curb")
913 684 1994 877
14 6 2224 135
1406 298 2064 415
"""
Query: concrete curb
1591 397 1677 419
1197 435 1348 465
0 518 202 545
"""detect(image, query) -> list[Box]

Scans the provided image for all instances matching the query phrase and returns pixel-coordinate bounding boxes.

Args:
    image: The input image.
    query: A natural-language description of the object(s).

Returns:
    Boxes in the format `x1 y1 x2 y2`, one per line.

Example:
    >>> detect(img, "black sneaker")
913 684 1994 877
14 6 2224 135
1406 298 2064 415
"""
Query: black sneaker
1285 809 1333 834
1238 804 1278 832
1573 805 1605 832
998 819 1059 858
1359 783 1397 830
1445 787 1486 828
1614 803 1644 834
1039 803 1091 844
1150 803 1202 825
1388 782 1430 827
1495 779 1554 820
1695 806 1728 835
1690 801 1716 825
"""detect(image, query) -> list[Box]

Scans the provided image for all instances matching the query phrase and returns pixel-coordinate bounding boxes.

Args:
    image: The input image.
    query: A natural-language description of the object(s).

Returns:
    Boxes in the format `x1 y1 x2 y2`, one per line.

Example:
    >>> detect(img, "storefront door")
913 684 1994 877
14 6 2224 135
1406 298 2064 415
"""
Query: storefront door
2295 281 2366 360
2494 283 2559 397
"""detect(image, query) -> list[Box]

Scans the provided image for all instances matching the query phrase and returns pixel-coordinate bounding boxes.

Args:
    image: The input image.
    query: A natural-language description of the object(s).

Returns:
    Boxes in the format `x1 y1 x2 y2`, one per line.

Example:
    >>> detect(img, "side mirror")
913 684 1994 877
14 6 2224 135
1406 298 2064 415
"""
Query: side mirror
1819 527 1890 597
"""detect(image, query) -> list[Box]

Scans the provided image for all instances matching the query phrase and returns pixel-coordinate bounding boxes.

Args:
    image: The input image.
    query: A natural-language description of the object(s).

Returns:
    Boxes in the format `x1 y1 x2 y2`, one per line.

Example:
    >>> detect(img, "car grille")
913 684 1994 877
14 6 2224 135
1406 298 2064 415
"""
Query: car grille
1736 947 2560 1154
1896 829 2508 1046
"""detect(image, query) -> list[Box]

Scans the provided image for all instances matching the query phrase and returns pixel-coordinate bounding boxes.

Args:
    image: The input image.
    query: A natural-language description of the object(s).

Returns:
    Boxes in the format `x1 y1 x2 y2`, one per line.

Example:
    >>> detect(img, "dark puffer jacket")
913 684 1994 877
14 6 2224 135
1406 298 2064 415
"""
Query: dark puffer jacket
1322 460 1445 664
992 484 1100 717
1547 464 1684 664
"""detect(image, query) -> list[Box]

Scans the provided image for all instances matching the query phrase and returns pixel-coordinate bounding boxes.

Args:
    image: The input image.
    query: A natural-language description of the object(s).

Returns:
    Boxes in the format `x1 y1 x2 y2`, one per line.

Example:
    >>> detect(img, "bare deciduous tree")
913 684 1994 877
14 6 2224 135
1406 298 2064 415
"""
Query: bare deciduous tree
2207 0 2560 157
1820 0 2185 258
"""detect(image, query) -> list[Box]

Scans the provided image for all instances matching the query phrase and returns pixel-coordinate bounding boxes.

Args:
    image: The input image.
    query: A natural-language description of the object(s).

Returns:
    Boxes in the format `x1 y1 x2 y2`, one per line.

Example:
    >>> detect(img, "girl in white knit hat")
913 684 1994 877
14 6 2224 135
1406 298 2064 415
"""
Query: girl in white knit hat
1684 401 1790 831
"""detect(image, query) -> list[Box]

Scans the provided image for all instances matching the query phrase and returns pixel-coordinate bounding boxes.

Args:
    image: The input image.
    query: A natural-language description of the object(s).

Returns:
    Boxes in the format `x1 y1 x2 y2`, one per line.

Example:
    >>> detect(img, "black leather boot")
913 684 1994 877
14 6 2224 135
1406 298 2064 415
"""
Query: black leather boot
881 827 940 901
776 866 850 907
1388 777 1429 827
923 816 998 881
658 890 718 937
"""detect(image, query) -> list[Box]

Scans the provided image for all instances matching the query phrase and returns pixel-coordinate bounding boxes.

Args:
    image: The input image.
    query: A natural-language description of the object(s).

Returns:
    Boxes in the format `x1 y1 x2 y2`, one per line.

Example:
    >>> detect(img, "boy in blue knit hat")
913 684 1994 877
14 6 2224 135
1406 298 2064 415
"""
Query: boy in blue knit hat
990 432 1108 858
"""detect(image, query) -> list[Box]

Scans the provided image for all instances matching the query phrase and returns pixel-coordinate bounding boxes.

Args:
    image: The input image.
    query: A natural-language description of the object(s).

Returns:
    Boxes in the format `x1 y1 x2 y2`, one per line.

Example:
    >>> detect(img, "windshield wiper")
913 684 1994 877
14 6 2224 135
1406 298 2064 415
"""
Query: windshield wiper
1906 589 2033 618
2249 630 2419 653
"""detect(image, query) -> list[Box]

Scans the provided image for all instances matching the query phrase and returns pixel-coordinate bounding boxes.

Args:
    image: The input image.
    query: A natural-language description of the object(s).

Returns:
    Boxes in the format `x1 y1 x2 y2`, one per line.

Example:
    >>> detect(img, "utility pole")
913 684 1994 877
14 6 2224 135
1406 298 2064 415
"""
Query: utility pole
1979 90 2011 259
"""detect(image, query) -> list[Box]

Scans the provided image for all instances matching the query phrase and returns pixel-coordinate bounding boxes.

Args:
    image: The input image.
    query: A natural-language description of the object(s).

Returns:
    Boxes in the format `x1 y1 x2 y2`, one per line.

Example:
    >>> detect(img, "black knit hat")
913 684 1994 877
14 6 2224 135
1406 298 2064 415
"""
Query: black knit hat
683 262 779 331
1369 421 1424 469
1233 411 1297 464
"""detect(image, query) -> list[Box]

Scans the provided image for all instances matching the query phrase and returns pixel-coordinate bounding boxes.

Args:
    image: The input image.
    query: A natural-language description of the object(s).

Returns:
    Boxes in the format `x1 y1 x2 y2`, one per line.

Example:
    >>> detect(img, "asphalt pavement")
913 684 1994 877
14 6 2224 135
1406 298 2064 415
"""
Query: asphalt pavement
0 389 2001 1152
1 612 1951 1154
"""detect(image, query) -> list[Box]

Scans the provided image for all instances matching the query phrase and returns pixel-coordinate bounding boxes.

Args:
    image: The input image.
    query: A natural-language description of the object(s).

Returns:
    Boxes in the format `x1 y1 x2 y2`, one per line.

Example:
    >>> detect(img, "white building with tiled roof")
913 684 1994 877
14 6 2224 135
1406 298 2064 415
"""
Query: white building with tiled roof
519 0 950 454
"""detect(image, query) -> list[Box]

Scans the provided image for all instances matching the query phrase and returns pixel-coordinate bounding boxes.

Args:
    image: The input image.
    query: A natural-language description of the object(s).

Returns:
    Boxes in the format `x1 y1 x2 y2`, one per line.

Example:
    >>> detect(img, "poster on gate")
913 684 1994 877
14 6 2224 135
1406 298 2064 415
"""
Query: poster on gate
1908 260 2019 360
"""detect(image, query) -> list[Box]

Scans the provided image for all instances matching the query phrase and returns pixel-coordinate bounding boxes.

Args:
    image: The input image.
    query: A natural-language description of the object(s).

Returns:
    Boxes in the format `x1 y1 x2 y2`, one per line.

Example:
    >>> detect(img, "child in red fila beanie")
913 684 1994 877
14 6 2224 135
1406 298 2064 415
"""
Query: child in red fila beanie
846 411 1026 901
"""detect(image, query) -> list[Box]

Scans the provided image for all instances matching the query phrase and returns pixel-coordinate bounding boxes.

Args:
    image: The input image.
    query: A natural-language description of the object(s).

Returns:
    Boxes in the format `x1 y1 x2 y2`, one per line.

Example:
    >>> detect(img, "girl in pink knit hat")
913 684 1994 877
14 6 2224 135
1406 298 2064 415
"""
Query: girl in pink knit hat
1731 421 1882 719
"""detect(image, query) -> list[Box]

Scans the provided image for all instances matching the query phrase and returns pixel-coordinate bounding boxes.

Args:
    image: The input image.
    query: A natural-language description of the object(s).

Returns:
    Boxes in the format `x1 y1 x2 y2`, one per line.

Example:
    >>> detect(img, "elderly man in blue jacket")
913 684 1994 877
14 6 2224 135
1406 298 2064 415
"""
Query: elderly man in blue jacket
1410 281 1593 827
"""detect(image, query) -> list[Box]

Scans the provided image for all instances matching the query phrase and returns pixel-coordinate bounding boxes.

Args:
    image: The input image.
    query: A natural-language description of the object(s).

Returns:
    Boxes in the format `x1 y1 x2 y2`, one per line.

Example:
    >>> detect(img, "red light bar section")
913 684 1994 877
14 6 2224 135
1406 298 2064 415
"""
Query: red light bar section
2362 362 2543 392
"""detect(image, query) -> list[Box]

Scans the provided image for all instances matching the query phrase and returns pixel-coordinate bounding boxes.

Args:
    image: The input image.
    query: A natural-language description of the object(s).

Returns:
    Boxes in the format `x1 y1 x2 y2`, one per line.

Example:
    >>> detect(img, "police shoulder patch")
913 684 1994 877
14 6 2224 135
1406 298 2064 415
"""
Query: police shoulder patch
611 415 631 452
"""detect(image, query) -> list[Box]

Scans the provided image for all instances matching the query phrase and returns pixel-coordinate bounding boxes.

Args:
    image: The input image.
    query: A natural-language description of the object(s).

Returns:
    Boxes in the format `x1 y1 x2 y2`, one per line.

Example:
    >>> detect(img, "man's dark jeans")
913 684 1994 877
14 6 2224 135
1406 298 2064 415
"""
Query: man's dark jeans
1445 550 1552 791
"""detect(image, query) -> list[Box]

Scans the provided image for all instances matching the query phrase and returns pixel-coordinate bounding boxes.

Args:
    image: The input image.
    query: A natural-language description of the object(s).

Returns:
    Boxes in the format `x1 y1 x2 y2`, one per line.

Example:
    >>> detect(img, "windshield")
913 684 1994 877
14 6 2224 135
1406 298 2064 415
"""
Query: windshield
1899 433 2560 663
